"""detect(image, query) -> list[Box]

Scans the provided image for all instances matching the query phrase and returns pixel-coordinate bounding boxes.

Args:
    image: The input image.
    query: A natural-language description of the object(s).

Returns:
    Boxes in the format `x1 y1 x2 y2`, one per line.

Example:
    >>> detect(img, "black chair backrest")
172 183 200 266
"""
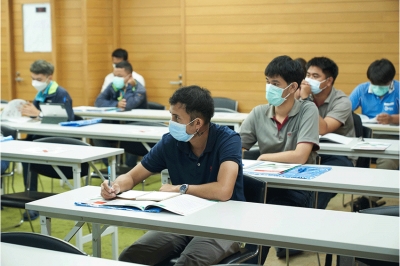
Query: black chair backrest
352 112 363 138
1 99 8 103
148 101 166 110
352 112 372 168
30 137 91 179
1 232 86 255
243 149 261 160
243 174 267 204
213 97 238 111
359 205 399 217
1 124 17 140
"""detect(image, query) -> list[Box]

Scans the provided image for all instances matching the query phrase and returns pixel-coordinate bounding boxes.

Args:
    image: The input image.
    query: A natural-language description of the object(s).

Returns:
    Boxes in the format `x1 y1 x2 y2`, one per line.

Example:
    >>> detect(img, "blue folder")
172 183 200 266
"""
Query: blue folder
59 118 102 127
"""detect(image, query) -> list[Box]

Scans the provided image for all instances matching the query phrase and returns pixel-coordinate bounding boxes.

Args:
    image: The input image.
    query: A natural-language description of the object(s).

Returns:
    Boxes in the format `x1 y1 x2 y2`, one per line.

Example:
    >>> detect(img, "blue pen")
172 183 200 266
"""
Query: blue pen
297 167 307 173
108 166 111 187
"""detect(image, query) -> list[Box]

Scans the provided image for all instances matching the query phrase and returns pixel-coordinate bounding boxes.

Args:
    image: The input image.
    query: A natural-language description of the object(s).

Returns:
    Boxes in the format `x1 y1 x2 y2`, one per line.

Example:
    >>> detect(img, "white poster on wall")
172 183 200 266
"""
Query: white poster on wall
23 3 52 52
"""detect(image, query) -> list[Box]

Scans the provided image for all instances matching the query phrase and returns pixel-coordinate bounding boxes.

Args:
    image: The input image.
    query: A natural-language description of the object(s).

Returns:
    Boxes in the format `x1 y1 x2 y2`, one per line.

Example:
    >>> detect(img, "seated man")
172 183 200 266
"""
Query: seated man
101 48 145 92
94 60 147 167
349 58 399 170
101 85 245 265
240 55 320 262
298 56 356 209
20 59 74 221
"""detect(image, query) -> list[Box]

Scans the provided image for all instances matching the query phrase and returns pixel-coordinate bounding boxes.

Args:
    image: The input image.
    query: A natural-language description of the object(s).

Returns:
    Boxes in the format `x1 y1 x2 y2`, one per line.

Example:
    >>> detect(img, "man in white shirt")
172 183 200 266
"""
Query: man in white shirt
101 48 145 92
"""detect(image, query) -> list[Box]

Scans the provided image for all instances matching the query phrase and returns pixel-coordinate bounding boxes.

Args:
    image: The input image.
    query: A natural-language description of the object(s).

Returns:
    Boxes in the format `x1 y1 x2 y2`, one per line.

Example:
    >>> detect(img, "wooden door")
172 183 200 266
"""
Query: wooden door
1 0 55 102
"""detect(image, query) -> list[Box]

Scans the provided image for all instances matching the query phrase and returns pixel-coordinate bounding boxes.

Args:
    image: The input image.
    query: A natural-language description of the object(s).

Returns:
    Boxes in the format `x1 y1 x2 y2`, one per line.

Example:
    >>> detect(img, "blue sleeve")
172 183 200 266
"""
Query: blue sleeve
125 82 147 110
95 86 118 107
349 83 364 111
218 132 242 167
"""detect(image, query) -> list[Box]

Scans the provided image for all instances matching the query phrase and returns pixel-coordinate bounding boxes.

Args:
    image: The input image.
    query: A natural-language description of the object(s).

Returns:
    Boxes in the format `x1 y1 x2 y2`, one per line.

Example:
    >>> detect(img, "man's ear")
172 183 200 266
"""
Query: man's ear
47 74 53 81
291 82 299 92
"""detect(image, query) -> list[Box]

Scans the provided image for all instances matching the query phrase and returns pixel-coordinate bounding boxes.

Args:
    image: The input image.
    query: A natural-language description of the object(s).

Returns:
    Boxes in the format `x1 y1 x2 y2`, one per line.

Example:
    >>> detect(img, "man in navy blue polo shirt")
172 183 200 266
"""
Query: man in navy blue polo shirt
101 85 245 265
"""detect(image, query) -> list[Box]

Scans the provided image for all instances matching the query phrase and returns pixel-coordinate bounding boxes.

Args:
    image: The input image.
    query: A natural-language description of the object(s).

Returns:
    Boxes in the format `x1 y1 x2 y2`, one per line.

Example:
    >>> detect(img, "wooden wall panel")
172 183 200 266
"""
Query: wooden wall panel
185 0 399 113
1 0 12 101
119 0 183 108
54 0 115 106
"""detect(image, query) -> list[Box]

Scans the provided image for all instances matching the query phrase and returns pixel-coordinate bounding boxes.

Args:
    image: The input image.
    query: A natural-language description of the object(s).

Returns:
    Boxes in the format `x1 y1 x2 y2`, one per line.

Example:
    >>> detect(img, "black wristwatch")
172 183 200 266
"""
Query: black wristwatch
179 184 189 194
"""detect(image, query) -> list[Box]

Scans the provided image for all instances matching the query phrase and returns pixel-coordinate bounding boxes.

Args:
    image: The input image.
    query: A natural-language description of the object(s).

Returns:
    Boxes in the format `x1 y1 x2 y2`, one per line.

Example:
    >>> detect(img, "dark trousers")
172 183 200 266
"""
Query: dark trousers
317 155 354 210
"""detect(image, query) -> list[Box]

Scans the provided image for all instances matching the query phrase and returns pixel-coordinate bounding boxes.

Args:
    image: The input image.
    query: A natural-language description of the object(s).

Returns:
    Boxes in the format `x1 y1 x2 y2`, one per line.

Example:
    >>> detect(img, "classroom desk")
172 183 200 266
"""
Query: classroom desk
1 121 169 151
26 186 399 263
0 140 123 258
0 140 124 188
318 137 399 160
162 163 399 198
73 107 248 131
1 243 145 266
3 121 398 159
363 123 400 136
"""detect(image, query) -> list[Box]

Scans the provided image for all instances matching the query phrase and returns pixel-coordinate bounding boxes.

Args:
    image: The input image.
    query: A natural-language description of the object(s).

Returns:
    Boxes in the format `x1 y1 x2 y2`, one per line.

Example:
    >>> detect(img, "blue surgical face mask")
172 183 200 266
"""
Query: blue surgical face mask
113 76 125 89
265 83 292 106
370 84 390 97
169 118 197 142
305 77 327 94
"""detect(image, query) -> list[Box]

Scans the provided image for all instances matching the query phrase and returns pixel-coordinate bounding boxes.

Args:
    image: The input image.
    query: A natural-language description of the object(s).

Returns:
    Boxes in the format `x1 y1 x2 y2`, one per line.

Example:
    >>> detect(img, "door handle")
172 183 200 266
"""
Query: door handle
15 72 23 82
170 74 182 86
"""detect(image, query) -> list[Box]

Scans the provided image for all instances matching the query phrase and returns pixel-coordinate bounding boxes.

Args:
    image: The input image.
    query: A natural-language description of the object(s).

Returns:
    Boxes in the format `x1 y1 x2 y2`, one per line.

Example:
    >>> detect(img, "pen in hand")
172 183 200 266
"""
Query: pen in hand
108 166 112 188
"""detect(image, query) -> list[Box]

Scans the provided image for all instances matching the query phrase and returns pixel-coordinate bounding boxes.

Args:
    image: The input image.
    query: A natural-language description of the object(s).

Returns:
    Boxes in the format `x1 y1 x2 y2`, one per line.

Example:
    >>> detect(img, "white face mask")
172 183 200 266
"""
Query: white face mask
32 79 48 92
305 77 327 94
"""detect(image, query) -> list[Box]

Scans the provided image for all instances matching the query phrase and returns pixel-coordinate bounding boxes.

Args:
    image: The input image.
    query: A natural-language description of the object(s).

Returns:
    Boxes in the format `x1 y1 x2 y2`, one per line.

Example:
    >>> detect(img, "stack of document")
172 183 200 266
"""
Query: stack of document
351 141 391 151
358 114 377 124
319 133 353 145
244 161 301 175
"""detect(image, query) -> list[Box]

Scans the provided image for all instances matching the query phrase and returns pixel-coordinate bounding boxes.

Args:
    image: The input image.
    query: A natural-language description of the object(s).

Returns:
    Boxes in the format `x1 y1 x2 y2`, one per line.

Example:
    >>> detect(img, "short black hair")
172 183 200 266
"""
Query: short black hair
294 58 307 78
306 57 339 85
367 59 396 85
30 60 54 75
265 55 304 88
169 85 214 124
115 61 133 73
112 48 128 61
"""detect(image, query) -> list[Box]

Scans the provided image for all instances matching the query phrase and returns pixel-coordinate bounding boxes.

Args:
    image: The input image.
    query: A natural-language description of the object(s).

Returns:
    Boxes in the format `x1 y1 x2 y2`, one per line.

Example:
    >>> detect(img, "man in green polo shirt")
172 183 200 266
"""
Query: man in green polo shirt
240 55 320 263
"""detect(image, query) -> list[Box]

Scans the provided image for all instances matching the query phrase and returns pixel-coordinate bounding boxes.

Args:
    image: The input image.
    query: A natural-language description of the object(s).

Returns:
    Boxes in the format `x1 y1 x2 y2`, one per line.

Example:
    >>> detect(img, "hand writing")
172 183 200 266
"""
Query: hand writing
376 113 391 124
101 180 120 199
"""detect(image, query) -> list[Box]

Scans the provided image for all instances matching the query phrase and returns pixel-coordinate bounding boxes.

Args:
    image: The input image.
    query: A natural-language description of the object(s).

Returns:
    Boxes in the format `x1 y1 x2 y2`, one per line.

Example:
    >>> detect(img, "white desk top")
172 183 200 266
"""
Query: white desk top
318 137 399 159
242 161 399 198
3 121 398 159
1 243 144 266
363 123 400 136
26 186 399 262
1 121 169 142
73 107 248 126
1 140 124 164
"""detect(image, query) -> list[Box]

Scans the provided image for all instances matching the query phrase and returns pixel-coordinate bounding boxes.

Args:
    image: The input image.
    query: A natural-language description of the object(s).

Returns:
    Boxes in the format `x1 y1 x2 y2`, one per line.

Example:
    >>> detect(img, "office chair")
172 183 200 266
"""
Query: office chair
148 101 166 110
1 232 87 255
342 113 374 210
213 97 238 112
1 124 18 194
214 107 238 113
162 174 267 265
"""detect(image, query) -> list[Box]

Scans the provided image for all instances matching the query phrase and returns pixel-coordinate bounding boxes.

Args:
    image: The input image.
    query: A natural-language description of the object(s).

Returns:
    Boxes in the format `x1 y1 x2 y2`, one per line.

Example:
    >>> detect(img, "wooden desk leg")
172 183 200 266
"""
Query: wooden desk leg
40 215 51 235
